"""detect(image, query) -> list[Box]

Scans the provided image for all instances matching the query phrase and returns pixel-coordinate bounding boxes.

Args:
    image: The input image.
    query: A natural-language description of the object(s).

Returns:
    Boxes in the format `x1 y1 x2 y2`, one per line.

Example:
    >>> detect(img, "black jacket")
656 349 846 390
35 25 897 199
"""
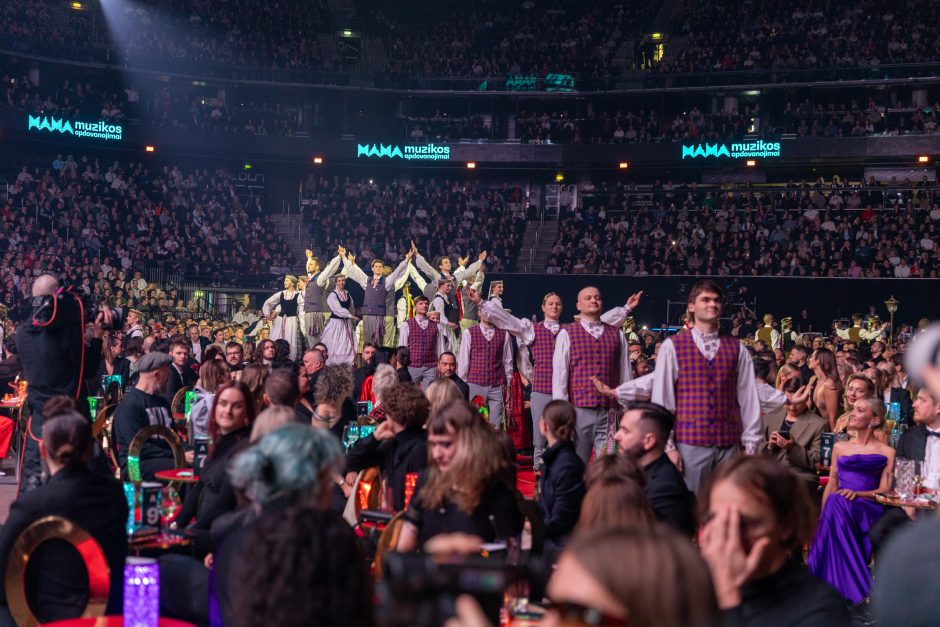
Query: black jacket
725 558 849 627
644 453 697 537
396 367 413 383
112 386 175 479
176 427 251 536
346 427 428 511
0 466 128 620
446 374 471 401
164 363 198 405
538 441 585 550
896 424 929 462
887 387 914 427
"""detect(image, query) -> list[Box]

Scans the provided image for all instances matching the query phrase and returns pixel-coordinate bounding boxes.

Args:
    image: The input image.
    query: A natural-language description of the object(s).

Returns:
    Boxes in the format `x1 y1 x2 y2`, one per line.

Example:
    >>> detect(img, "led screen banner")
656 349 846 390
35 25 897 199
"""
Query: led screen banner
27 115 124 141
356 142 451 161
681 140 781 159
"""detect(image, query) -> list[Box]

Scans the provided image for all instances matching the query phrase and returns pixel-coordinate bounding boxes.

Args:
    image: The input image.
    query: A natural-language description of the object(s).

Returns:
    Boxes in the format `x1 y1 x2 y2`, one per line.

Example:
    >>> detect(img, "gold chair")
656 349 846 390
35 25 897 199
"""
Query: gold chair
355 467 384 517
126 425 185 483
103 381 122 407
373 512 405 580
4 516 109 627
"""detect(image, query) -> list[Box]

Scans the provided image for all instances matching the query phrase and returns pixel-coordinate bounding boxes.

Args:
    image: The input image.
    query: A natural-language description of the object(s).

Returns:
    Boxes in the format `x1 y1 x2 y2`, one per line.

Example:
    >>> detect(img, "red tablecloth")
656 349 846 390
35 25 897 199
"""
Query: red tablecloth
42 618 195 627
154 469 199 483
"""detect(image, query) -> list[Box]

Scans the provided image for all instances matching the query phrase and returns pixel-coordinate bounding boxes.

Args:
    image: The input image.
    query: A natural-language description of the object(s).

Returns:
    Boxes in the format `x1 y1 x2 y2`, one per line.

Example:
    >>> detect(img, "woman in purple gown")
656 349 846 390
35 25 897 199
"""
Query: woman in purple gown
809 397 894 604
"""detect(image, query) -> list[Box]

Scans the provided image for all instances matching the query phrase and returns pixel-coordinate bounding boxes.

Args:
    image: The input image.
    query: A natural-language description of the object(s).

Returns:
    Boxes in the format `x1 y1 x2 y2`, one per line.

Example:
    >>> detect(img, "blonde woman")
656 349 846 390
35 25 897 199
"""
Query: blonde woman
261 275 304 360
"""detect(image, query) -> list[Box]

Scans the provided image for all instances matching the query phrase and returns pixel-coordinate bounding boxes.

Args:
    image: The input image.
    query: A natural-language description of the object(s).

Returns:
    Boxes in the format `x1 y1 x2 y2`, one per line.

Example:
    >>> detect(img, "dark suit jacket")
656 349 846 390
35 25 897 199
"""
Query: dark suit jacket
896 424 927 462
446 374 471 400
538 441 585 549
164 362 197 405
644 453 697 537
0 466 128 620
761 410 827 482
888 387 914 427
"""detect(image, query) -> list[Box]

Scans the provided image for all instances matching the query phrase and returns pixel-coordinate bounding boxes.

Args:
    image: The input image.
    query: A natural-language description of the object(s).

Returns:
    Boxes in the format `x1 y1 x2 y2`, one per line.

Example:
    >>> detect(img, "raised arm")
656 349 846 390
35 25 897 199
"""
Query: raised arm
453 252 485 284
479 299 534 344
317 254 342 287
414 253 441 283
384 256 411 290
341 256 369 289
408 263 428 292
600 291 643 327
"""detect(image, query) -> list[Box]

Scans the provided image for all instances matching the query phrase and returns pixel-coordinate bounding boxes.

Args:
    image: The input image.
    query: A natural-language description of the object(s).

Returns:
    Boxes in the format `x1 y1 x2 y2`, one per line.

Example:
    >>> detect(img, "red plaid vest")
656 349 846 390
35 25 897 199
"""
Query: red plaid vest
673 330 743 447
406 317 438 367
530 321 558 395
466 325 506 386
567 321 620 408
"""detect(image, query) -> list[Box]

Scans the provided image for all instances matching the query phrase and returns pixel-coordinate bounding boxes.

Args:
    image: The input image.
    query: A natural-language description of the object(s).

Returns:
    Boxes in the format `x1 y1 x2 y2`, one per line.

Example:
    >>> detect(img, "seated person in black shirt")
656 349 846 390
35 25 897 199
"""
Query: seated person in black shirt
614 401 697 537
112 351 185 480
0 411 128 623
699 456 849 627
345 382 429 511
397 401 522 551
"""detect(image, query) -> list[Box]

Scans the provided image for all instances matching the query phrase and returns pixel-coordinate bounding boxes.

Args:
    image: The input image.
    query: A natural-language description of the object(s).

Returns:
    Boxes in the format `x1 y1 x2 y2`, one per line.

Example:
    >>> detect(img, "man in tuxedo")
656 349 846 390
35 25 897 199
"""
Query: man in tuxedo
614 401 696 537
437 351 469 400
164 340 197 405
897 387 940 485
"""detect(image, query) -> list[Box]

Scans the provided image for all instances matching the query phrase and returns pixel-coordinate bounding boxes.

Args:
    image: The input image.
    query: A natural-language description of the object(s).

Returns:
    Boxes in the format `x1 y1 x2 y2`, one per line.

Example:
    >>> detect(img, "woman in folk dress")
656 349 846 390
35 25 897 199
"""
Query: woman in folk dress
261 275 304 360
321 274 359 366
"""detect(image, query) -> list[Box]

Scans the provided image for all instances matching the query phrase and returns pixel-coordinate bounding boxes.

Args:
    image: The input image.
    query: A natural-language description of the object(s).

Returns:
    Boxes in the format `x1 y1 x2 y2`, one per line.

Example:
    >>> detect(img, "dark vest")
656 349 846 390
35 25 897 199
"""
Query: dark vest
304 275 330 313
279 293 299 317
362 277 389 317
434 293 459 324
460 287 479 321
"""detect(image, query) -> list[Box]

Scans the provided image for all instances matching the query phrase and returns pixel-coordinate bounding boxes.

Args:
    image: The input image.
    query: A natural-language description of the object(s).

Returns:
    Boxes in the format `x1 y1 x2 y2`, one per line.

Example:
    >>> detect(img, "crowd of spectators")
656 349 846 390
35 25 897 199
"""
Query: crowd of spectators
0 155 292 315
300 177 528 273
547 178 940 278
660 0 940 75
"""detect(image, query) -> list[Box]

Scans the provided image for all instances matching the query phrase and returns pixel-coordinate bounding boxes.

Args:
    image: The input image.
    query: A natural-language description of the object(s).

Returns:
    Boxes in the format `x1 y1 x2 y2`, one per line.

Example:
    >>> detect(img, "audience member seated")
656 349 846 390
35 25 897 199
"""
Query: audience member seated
189 359 230 439
536 400 585 558
700 456 850 626
436 351 470 400
760 377 826 492
614 401 697 537
0 411 128 623
809 397 894 605
112 351 177 480
345 382 430 511
397 401 521 551
174 382 256 554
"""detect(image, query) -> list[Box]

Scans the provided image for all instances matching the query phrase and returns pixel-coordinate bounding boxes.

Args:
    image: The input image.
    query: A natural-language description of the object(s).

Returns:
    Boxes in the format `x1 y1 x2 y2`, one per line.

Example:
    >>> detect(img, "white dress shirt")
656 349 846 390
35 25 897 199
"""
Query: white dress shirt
651 328 762 447
614 372 655 405
756 381 787 414
341 256 410 293
925 428 940 489
480 300 633 347
457 324 514 385
551 319 632 403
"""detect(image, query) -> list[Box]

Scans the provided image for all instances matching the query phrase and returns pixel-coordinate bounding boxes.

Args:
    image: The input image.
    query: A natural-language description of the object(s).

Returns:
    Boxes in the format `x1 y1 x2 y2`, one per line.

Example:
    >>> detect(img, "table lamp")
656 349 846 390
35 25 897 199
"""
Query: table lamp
124 557 159 627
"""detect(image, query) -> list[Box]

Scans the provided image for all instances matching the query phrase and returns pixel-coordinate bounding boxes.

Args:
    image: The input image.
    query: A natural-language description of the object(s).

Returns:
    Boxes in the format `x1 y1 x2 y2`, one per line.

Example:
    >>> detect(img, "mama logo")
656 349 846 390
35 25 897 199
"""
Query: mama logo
28 115 74 134
681 144 731 159
357 143 450 161
357 144 405 159
28 115 123 140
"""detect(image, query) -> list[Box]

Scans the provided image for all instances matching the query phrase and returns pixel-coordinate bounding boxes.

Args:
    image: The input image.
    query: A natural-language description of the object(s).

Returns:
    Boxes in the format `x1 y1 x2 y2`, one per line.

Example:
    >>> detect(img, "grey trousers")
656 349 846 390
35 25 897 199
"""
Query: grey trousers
469 383 504 429
573 406 613 464
362 315 386 346
304 312 330 347
676 442 739 497
408 366 437 389
530 392 553 470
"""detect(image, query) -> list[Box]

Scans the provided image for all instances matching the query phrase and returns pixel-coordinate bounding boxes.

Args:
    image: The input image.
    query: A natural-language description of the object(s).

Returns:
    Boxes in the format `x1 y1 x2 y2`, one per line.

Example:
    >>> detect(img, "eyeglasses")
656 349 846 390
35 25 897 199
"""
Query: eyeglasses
542 600 627 626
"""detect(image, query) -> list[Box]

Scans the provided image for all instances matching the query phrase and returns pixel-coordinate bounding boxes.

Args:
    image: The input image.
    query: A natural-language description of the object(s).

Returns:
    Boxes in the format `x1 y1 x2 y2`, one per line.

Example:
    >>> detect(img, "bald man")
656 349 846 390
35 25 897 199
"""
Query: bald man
553 286 632 462
16 274 102 492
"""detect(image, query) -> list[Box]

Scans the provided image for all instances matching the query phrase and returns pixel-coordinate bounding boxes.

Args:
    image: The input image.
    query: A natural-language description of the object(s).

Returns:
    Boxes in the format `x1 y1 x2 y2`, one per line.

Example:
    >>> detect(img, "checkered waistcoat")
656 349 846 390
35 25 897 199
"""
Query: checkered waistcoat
407 318 438 367
466 325 506 386
530 322 558 395
673 330 743 447
567 322 619 409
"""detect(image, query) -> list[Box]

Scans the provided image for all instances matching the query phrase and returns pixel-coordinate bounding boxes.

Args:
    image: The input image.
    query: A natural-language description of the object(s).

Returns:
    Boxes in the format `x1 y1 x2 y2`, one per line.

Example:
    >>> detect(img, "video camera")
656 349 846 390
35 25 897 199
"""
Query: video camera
377 552 531 627
21 287 124 332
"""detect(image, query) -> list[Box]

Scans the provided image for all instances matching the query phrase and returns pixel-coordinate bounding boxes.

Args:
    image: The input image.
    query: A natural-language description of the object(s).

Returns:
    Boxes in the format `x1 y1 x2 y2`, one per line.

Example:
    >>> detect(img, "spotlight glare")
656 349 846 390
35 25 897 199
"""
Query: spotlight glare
618 162 629 169
145 145 155 153
466 162 477 169
70 1 84 10
918 155 930 164
313 156 324 165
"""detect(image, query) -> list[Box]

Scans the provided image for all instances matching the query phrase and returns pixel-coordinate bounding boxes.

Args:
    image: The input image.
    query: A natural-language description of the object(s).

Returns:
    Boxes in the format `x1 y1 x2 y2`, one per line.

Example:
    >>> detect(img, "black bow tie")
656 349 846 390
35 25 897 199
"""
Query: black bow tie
927 431 940 438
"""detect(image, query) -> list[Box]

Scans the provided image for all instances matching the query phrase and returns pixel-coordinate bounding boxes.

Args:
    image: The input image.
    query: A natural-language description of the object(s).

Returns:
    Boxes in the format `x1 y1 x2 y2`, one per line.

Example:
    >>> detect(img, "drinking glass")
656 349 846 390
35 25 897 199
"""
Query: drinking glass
895 458 915 499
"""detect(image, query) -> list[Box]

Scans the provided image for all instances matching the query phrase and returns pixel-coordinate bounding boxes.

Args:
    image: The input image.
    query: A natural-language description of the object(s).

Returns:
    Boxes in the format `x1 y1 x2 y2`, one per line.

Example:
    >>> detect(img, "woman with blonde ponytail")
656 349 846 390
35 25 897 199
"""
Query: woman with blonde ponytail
537 399 586 560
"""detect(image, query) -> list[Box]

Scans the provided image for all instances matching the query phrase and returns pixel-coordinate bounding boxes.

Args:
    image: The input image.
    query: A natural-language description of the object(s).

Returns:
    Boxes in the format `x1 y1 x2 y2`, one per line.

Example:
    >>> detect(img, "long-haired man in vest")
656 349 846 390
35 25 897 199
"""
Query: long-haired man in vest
301 248 342 347
474 288 640 469
552 286 633 463
651 279 762 496
341 249 412 349
397 295 446 389
457 301 514 429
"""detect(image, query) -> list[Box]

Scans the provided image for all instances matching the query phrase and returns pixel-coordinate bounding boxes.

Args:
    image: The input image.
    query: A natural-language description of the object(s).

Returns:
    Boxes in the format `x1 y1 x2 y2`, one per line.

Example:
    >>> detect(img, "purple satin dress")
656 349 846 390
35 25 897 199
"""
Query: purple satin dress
808 453 887 604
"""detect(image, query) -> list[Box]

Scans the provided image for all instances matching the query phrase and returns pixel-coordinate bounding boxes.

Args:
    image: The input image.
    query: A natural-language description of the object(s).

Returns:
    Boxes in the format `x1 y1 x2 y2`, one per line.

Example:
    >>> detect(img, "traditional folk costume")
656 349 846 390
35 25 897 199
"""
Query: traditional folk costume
321 283 357 366
301 252 342 347
397 311 445 389
342 257 410 349
457 323 513 429
651 328 762 496
262 281 304 360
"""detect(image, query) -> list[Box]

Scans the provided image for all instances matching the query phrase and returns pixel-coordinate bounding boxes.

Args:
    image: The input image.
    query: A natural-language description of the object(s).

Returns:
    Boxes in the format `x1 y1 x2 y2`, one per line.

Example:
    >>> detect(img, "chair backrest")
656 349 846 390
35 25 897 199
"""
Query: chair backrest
355 467 384 516
4 515 109 627
373 512 405 580
170 386 191 420
516 496 546 556
126 425 185 483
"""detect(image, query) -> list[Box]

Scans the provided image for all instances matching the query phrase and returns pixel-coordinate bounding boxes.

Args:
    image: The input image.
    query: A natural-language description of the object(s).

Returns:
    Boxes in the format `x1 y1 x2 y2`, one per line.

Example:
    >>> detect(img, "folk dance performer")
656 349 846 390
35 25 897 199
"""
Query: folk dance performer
431 278 461 354
651 279 762 496
301 248 342 347
262 275 304 360
456 301 513 429
755 314 781 350
397 295 447 389
474 289 641 469
552 286 634 463
414 249 486 302
320 270 358 366
341 250 412 348
458 271 485 332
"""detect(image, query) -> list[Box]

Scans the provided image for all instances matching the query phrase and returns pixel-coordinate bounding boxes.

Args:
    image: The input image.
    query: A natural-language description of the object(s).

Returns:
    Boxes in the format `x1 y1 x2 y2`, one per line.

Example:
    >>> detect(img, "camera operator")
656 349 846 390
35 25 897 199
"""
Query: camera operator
15 274 107 493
